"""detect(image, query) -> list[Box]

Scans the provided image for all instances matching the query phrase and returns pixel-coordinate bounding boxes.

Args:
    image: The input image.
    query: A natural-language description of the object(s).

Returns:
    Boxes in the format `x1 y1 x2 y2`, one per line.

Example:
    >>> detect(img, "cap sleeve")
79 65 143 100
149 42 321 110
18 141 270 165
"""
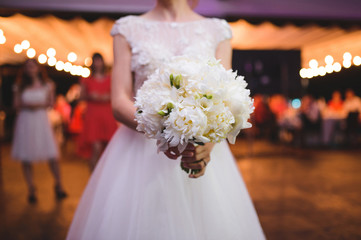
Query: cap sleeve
110 16 133 42
214 19 233 43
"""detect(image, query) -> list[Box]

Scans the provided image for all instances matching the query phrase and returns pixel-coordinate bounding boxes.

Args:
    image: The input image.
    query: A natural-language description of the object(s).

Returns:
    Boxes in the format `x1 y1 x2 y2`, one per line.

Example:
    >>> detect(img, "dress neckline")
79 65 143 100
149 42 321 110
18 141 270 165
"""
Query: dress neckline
131 15 211 25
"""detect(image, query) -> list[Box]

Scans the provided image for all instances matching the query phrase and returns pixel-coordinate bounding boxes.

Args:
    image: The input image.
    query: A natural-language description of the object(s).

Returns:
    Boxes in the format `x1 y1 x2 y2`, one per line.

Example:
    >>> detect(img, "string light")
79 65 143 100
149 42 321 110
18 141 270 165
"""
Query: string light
64 62 72 72
0 29 3 35
55 61 65 71
84 57 92 67
48 57 57 67
325 55 334 65
26 48 36 58
318 66 326 76
67 52 77 62
343 52 352 61
353 56 361 66
343 60 351 68
333 62 342 72
0 35 6 44
81 68 91 78
38 54 47 64
14 44 22 53
301 53 361 79
21 40 30 50
47 48 56 57
309 59 318 69
11 38 92 77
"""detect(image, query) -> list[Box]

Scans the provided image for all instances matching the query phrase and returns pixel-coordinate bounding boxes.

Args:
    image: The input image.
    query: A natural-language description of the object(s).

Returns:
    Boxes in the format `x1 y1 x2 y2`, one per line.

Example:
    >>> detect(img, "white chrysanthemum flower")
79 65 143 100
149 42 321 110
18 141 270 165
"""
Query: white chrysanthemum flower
134 55 253 152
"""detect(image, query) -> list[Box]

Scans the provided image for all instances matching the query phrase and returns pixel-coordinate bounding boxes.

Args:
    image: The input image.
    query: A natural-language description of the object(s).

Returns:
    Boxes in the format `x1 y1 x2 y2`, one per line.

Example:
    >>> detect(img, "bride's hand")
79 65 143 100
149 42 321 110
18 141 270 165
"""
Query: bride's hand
181 142 215 178
164 146 181 160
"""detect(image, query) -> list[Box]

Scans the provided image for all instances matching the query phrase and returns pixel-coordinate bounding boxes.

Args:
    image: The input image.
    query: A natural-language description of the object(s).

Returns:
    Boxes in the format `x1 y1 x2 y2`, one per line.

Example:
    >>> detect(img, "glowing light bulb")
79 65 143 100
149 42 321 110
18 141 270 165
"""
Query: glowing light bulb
21 40 30 50
309 59 318 69
64 62 72 72
48 57 57 66
343 52 352 60
325 55 334 65
55 61 65 71
38 54 47 64
343 60 351 68
325 64 333 74
81 68 91 78
318 66 326 76
47 48 56 57
0 35 6 44
299 68 307 78
26 48 36 58
84 57 92 67
67 52 77 63
305 68 313 78
353 56 361 66
70 65 78 75
333 62 342 72
14 44 22 53
0 29 3 35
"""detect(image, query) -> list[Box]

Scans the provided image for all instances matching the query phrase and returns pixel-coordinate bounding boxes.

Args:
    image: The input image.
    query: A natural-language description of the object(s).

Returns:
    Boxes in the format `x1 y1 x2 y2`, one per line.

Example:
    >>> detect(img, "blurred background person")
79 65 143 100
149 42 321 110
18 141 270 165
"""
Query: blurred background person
343 89 361 146
77 53 118 171
322 90 346 146
299 95 321 146
11 59 67 203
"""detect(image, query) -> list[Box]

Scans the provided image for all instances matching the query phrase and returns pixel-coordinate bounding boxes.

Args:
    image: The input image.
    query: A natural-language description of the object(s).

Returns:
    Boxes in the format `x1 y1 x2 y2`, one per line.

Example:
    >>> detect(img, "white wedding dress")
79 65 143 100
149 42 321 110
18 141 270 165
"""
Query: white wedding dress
67 16 265 240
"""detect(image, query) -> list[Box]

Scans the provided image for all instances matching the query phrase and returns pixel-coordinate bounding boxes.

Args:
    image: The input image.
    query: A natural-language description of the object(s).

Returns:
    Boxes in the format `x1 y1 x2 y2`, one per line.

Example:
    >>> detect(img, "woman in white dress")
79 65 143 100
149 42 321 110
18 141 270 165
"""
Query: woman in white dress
67 0 265 239
12 59 67 203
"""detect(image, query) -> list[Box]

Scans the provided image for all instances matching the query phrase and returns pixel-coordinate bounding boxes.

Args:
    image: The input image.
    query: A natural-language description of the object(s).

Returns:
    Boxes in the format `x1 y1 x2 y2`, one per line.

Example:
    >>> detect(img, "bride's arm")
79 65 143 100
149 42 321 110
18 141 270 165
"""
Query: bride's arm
181 39 233 178
111 35 138 130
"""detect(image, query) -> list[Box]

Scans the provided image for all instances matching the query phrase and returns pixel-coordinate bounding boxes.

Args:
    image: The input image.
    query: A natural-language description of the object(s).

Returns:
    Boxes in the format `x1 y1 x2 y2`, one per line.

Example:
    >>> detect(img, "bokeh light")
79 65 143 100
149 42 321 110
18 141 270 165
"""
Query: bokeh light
14 44 22 53
309 59 318 69
67 52 77 63
48 57 57 66
84 57 92 67
333 62 342 72
38 54 47 64
291 99 301 109
26 48 36 58
47 48 56 57
21 40 30 50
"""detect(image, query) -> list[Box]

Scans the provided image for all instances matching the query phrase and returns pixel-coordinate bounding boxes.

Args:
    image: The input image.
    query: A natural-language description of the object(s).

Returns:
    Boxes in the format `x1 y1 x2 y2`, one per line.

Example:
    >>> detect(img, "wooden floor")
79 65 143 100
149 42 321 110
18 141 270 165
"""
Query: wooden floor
1 138 361 240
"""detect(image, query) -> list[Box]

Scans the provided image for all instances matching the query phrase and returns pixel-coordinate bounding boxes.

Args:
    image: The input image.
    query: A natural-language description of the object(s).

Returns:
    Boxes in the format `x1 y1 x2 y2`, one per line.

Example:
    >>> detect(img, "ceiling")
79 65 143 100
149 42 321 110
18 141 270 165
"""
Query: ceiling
1 14 361 69
1 0 361 21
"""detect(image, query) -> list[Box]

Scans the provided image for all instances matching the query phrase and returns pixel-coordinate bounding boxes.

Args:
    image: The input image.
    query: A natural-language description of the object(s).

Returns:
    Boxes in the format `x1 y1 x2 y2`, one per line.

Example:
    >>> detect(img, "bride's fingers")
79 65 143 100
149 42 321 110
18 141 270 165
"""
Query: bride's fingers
181 156 196 163
181 150 194 158
189 166 206 178
164 150 179 160
195 150 209 161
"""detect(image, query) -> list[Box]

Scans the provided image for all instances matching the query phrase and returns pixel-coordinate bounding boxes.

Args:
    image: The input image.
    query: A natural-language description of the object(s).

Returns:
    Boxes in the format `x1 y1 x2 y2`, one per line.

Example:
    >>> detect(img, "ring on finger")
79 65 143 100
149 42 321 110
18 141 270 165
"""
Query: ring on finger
201 159 207 167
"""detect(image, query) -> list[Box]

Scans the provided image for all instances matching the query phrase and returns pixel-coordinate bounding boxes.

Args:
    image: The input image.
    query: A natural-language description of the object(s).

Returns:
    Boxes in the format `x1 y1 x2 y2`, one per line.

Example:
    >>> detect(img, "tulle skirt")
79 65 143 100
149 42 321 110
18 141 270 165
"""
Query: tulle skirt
11 109 58 162
67 126 265 240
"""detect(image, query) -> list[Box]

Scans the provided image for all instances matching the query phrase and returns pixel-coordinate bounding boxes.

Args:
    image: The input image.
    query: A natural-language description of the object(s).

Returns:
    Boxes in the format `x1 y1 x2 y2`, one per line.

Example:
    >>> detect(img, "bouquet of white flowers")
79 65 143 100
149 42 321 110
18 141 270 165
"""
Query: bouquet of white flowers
135 56 254 173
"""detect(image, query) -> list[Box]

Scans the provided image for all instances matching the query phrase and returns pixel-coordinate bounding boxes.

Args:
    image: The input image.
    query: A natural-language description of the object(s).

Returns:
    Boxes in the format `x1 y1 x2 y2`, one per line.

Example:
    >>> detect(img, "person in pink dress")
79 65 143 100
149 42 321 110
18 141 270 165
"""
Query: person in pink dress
77 53 118 171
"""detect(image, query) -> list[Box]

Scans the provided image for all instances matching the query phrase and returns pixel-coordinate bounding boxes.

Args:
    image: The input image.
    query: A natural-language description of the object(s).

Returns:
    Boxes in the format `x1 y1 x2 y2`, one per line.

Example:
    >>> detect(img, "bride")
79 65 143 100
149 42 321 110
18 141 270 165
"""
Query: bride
67 0 265 239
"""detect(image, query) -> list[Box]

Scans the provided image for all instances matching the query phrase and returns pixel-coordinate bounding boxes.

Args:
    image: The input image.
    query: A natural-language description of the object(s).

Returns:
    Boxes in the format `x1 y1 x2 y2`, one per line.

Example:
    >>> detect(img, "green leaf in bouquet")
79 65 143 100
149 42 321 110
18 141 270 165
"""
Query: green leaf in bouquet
166 102 174 112
203 94 213 100
174 75 182 89
170 74 174 87
137 110 143 114
157 110 167 116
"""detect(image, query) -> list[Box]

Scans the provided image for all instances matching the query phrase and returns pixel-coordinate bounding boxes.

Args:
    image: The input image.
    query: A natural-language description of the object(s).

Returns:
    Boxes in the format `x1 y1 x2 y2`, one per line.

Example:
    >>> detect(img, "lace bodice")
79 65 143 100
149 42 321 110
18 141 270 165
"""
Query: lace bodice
110 15 232 92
